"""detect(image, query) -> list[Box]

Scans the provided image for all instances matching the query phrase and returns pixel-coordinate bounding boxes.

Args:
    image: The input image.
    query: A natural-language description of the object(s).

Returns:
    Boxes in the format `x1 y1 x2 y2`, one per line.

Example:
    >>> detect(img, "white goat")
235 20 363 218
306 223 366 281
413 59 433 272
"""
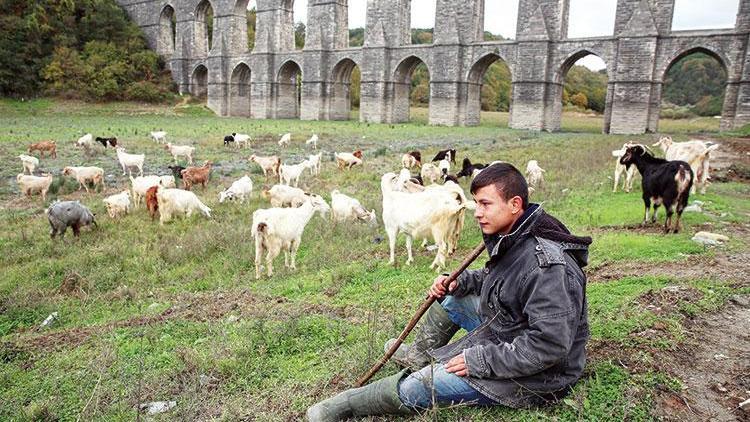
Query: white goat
251 195 328 279
130 175 171 207
18 154 39 175
17 173 53 201
156 188 211 225
151 131 167 144
249 154 281 181
165 143 195 164
437 159 451 176
306 134 318 149
76 133 93 150
420 163 441 184
159 175 176 188
280 161 308 187
262 184 306 208
103 190 132 218
525 160 546 188
306 153 322 176
115 147 144 177
62 166 104 193
331 190 377 225
612 142 638 193
653 136 719 194
234 133 251 149
278 133 291 147
335 152 363 170
219 175 253 203
381 172 468 271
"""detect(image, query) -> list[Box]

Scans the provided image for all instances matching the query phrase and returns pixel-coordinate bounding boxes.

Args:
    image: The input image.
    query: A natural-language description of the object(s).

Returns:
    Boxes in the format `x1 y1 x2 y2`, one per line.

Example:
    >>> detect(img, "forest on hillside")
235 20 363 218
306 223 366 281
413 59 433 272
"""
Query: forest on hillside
0 0 728 116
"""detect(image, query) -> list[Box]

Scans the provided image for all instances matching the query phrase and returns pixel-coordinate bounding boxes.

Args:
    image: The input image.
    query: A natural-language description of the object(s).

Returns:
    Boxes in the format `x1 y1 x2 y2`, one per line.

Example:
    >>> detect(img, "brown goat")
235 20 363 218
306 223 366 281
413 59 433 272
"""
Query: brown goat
28 140 57 158
353 150 363 159
181 161 212 190
145 185 159 221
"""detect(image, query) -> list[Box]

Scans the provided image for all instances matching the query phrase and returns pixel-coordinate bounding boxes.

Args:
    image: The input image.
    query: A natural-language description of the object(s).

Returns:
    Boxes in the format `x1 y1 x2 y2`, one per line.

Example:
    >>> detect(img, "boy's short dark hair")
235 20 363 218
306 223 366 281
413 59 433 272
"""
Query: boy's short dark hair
470 163 529 209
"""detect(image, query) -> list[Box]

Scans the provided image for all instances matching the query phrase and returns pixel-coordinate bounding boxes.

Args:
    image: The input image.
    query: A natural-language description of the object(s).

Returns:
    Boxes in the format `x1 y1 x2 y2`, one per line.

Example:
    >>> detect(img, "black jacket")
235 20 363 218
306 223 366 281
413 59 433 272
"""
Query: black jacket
431 204 591 407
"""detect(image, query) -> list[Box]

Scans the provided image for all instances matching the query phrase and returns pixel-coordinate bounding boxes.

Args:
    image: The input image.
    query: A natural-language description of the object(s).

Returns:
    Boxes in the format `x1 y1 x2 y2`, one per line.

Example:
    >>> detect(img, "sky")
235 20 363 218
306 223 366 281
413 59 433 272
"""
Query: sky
250 0 740 70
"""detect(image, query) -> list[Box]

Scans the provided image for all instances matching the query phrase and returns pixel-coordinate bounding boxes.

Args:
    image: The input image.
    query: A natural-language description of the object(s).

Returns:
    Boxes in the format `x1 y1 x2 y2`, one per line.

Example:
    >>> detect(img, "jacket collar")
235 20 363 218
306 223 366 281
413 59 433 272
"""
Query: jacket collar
483 203 543 259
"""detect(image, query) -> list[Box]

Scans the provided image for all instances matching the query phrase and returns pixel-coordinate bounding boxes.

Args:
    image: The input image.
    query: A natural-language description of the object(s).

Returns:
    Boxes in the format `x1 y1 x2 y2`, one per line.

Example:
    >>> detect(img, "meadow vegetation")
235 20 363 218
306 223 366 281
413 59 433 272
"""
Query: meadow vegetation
0 99 748 420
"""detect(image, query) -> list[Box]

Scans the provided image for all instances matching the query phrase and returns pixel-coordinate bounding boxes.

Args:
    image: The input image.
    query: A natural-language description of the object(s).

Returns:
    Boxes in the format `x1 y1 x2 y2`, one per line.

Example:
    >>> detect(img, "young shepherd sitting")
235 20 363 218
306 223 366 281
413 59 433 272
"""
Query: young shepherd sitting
307 163 591 421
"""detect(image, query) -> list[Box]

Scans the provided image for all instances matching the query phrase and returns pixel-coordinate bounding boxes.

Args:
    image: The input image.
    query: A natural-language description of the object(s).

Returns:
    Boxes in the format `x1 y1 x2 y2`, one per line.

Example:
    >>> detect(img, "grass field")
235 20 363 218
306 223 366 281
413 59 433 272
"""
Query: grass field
0 99 748 421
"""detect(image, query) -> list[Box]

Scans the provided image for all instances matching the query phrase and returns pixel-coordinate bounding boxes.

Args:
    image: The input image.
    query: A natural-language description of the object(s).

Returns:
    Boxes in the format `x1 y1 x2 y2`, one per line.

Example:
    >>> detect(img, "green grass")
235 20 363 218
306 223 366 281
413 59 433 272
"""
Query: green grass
0 99 748 420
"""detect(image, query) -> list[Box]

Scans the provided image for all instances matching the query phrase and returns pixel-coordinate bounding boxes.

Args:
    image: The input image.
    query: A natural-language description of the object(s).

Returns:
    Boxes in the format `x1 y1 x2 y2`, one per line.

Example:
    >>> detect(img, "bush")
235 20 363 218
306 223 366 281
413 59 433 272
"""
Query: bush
125 81 170 103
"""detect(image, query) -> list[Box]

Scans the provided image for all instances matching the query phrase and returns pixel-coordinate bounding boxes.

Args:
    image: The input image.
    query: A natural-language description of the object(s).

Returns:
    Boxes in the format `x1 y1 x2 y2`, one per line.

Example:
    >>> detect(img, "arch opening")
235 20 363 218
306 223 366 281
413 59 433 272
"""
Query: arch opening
566 0 616 38
276 60 302 119
482 0 518 40
229 63 252 117
557 52 610 132
349 0 366 46
195 0 215 56
410 0 435 44
293 0 306 49
658 48 727 131
329 59 361 120
190 65 209 98
393 56 430 123
466 54 512 127
158 5 176 56
672 0 739 31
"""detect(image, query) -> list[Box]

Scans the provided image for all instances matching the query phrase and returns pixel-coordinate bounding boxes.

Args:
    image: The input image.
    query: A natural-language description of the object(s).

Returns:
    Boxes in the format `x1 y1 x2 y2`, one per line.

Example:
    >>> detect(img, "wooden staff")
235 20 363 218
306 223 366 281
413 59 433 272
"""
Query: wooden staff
355 242 486 387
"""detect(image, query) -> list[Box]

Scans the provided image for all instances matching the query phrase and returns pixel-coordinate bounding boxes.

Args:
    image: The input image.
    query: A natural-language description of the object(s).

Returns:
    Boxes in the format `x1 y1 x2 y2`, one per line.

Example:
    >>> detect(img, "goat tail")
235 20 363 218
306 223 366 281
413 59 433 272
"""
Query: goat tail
252 221 269 238
675 164 692 196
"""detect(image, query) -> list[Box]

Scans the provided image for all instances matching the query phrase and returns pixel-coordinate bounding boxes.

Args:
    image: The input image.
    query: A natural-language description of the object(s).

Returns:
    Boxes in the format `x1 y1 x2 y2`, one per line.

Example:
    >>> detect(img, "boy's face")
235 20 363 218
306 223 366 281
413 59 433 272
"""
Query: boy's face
472 185 523 235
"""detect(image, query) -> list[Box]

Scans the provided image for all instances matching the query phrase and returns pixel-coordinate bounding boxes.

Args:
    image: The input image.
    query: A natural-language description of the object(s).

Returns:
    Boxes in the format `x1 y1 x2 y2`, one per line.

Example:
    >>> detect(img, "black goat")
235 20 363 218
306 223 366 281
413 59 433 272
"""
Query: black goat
95 137 117 148
410 174 424 186
432 149 457 164
167 165 186 180
456 157 486 179
224 133 235 146
442 173 459 184
620 145 693 233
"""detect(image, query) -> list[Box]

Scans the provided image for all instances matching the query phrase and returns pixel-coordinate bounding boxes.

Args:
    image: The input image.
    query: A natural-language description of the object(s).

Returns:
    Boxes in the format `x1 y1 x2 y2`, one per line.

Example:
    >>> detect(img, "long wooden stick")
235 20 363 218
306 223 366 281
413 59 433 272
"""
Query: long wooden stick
355 242 486 387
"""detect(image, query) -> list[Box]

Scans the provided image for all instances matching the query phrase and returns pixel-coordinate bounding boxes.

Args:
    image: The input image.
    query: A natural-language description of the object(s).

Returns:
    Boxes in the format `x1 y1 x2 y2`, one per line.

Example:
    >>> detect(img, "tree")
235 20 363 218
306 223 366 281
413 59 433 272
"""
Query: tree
295 22 305 49
570 92 588 109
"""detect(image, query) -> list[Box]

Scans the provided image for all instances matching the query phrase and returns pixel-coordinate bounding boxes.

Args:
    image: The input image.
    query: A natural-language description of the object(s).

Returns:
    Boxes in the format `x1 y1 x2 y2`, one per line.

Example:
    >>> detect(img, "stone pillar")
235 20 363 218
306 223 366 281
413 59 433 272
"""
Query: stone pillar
359 0 393 123
725 0 750 129
206 31 230 115
254 0 294 52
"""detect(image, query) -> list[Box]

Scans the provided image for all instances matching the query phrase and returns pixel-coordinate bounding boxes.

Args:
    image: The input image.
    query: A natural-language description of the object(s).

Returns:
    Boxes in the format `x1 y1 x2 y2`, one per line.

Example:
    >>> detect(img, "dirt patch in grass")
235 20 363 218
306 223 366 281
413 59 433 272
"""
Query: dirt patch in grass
711 137 750 183
636 285 704 315
653 297 750 421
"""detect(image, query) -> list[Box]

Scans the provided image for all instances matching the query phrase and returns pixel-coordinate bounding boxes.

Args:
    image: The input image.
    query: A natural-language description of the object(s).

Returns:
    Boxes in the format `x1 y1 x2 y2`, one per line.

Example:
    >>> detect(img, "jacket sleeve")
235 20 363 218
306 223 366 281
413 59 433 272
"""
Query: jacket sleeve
450 268 486 298
463 264 582 379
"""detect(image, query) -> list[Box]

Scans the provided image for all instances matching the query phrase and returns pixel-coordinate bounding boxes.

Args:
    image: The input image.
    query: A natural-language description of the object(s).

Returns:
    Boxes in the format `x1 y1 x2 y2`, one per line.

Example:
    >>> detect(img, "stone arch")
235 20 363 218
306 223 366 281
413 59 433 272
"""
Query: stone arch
229 62 252 117
392 55 430 122
194 0 215 57
659 46 730 81
158 4 176 57
276 59 302 119
190 64 209 98
465 52 513 126
554 50 612 132
328 58 361 120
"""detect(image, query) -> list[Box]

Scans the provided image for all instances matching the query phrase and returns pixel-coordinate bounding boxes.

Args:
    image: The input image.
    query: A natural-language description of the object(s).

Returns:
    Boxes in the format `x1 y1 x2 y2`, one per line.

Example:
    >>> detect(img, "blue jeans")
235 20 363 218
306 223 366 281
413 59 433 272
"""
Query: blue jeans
397 295 498 409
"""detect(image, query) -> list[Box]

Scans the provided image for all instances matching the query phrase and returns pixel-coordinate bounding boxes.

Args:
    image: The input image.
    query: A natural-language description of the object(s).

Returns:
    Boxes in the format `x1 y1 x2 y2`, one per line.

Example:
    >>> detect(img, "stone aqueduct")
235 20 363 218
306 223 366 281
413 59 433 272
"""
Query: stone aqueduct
114 0 750 134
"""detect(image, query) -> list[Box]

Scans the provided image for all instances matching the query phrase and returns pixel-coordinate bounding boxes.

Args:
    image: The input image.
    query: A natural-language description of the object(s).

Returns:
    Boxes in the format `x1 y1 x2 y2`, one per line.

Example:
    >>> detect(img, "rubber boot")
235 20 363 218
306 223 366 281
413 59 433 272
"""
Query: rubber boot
384 302 459 370
306 370 414 421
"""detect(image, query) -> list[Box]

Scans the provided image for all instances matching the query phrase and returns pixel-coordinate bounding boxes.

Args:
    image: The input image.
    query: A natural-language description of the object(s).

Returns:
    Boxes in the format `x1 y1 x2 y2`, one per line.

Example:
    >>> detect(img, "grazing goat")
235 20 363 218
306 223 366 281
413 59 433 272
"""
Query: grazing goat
335 151 363 170
456 158 486 179
280 161 308 187
620 145 693 233
46 200 97 239
181 161 212 190
402 151 422 169
168 165 185 180
76 134 94 151
306 134 318 149
17 173 53 201
653 136 718 194
145 186 159 221
381 172 469 270
306 153 322 176
115 147 144 177
62 166 104 193
612 142 638 193
438 158 451 176
262 184 306 208
95 137 117 148
28 140 57 158
219 175 253 203
18 154 39 174
129 175 172 207
156 188 211 225
151 131 167 144
249 154 281 181
251 194 329 279
103 190 132 218
392 168 425 193
420 163 441 184
278 133 291 147
165 143 195 165
225 133 250 148
432 149 456 164
331 190 376 225
525 160 546 188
